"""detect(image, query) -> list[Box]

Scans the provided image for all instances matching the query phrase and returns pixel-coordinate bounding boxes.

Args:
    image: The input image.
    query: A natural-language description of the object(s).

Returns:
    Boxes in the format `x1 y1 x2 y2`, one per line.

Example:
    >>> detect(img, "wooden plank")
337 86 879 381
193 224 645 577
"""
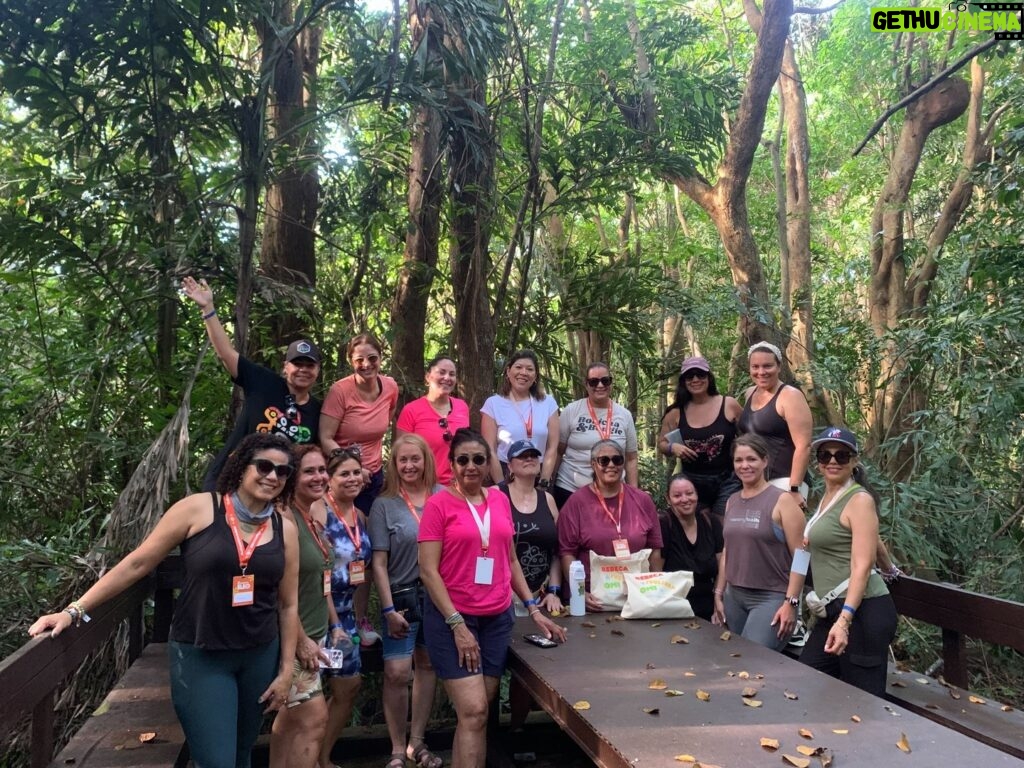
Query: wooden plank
31 690 54 768
886 668 1024 760
0 576 154 732
49 643 186 768
507 615 1024 767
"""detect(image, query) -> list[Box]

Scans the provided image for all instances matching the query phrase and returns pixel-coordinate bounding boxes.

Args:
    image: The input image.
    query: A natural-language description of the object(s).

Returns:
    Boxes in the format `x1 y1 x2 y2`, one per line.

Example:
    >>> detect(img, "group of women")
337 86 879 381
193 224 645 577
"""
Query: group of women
29 285 902 767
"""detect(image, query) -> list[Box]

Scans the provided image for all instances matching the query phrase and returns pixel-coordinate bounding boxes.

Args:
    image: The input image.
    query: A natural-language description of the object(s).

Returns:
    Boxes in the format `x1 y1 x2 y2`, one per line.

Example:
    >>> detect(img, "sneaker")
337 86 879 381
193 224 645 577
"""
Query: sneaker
358 616 380 647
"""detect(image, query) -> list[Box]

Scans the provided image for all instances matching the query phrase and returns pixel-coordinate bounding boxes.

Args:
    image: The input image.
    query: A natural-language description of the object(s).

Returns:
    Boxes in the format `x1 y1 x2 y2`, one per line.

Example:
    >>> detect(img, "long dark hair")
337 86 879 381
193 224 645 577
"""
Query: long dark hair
665 370 720 416
498 349 546 400
285 444 327 506
216 433 296 499
852 464 881 509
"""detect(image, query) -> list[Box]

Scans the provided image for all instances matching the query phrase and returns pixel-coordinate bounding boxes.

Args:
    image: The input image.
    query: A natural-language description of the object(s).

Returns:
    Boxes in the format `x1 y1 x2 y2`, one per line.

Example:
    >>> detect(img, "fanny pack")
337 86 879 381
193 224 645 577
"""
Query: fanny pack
391 581 423 623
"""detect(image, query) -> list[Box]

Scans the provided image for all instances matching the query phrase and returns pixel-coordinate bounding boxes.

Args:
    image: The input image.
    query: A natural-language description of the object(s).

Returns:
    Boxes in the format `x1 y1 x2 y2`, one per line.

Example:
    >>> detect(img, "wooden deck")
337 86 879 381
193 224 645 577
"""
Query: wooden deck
507 614 1024 768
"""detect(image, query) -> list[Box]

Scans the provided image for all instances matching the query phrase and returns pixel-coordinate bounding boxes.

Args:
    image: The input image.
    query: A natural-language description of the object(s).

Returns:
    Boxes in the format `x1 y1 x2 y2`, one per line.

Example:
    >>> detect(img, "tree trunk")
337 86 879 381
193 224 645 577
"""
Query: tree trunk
391 0 444 405
258 3 321 347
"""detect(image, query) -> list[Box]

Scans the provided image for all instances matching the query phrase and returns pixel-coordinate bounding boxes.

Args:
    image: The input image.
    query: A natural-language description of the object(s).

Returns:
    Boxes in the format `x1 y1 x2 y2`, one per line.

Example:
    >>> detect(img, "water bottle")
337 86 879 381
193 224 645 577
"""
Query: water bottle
513 593 529 617
569 560 586 616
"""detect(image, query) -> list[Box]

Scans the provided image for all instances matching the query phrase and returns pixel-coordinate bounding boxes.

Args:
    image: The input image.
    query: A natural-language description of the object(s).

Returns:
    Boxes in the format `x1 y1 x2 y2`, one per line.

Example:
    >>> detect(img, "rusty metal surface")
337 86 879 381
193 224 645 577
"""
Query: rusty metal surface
508 615 1024 768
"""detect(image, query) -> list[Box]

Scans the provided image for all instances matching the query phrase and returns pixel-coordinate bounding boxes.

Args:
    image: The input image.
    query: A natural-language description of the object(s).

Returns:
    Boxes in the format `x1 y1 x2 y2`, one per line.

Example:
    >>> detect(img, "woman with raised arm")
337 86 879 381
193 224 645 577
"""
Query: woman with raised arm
30 433 300 768
498 439 562 613
418 429 566 768
712 434 805 651
792 427 898 696
319 333 399 514
319 449 374 768
557 440 664 612
657 356 742 517
480 349 559 485
553 362 639 509
270 445 332 768
182 276 322 491
368 435 444 768
737 341 813 509
396 354 470 485
659 474 724 621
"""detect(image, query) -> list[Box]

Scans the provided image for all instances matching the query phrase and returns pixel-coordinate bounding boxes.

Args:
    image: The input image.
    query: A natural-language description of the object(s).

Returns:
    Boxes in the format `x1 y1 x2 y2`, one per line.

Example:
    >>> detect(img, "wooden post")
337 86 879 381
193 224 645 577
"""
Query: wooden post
30 689 54 768
942 627 968 688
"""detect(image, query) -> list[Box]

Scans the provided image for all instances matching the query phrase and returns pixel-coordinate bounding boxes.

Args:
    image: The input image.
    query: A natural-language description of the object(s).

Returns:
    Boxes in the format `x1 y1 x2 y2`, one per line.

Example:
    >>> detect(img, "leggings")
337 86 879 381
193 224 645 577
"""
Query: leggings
169 638 279 768
723 585 790 651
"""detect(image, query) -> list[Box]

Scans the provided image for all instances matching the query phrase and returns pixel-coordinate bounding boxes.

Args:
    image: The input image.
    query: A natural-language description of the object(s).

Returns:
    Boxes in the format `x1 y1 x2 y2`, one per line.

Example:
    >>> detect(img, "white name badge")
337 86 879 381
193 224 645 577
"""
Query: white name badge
612 538 631 559
474 556 495 585
791 548 811 576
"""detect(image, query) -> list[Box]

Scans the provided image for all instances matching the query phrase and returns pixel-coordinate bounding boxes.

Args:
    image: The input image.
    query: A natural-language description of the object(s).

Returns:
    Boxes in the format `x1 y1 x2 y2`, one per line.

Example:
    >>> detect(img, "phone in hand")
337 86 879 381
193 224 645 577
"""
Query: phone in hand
523 633 559 648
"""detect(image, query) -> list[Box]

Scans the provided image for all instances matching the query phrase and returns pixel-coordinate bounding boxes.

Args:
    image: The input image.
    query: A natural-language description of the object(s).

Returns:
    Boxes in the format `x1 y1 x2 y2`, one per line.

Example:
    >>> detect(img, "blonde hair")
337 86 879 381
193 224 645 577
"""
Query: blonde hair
380 434 437 496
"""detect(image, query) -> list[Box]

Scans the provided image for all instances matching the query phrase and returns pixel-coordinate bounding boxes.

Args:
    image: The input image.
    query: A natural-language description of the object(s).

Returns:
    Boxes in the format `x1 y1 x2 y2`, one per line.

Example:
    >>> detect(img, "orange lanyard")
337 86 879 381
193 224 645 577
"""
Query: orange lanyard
590 484 625 535
399 488 423 524
224 495 268 574
295 503 331 565
327 493 361 549
586 399 614 441
512 397 534 438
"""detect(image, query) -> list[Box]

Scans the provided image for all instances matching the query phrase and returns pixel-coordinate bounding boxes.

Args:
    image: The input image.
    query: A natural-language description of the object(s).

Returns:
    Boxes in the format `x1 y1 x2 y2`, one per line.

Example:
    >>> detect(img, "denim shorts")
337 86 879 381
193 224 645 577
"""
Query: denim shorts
382 618 426 661
422 596 514 680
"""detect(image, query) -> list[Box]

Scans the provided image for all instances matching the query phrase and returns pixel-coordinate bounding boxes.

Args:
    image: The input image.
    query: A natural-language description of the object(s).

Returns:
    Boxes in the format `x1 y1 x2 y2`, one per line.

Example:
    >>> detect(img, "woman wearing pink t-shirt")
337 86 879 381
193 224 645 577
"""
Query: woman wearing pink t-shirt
320 333 398 514
418 429 565 768
395 355 470 485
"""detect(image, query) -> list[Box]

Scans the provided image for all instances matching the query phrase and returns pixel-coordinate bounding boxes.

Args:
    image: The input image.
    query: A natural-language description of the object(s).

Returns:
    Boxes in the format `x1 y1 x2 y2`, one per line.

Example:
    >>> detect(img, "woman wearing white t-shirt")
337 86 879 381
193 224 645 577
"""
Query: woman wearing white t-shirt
552 362 638 508
480 350 559 485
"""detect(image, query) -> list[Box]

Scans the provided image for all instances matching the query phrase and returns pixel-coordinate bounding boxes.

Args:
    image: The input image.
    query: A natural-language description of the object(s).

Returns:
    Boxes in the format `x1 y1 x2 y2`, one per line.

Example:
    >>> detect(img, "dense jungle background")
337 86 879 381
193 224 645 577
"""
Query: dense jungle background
1 0 1022 761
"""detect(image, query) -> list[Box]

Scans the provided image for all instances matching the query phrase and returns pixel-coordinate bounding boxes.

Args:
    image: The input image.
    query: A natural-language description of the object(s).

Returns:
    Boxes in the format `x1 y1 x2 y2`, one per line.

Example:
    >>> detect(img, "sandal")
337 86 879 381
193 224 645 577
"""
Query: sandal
386 754 407 768
408 742 443 768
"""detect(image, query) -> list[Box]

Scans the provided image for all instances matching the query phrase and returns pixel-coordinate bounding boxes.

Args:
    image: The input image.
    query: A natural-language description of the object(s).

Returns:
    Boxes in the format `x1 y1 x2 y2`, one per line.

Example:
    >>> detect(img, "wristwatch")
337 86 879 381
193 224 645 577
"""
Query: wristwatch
785 595 800 607
789 485 800 493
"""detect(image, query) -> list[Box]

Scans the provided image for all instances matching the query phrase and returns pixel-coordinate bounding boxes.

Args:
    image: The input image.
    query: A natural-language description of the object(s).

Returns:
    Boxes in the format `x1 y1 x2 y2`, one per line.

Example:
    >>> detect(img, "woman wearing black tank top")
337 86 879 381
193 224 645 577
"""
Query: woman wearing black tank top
29 433 301 768
737 341 813 510
658 356 742 516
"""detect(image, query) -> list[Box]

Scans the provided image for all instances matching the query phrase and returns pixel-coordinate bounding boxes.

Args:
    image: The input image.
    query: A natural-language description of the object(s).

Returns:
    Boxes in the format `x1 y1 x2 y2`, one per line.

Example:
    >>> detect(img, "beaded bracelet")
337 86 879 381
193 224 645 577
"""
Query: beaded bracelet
445 611 465 629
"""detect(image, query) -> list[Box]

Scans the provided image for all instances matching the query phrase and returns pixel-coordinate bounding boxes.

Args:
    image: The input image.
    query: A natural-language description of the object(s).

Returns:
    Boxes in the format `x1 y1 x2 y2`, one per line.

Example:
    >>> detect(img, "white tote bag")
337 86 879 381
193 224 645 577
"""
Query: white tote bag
621 571 695 619
589 549 652 611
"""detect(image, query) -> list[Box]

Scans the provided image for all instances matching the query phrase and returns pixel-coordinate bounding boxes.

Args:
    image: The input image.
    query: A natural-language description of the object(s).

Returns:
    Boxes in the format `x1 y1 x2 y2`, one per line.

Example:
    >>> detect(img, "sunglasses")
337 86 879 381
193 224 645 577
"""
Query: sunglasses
455 454 488 466
250 459 294 479
593 454 625 467
284 393 298 420
586 376 613 388
439 417 452 442
816 449 855 466
682 370 709 381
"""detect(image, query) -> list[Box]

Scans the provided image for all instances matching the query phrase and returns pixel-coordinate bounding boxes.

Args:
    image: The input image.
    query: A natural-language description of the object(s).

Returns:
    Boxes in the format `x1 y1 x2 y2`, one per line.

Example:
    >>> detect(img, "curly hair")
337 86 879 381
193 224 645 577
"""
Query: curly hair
216 433 296 499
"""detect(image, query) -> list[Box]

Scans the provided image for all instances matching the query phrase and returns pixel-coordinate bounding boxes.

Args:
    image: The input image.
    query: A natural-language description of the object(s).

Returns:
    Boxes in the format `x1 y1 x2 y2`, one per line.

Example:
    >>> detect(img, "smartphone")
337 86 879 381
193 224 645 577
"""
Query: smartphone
523 633 559 649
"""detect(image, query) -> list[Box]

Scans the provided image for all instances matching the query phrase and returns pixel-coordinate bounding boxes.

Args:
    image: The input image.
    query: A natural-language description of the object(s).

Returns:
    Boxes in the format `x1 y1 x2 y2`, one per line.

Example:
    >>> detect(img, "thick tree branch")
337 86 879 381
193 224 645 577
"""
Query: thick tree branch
852 37 996 156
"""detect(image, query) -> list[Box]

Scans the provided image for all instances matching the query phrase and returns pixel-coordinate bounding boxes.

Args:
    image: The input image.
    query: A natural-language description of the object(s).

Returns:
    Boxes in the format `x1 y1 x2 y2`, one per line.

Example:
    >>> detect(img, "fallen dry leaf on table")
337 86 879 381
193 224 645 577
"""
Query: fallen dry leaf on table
665 689 685 697
915 677 929 685
671 634 689 644
139 733 156 743
755 673 765 679
949 689 961 700
1002 705 1014 712
646 662 657 669
743 698 763 708
572 700 591 710
684 671 697 677
642 707 660 715
727 671 736 677
730 652 742 658
611 628 625 636
796 745 820 756
784 690 798 700
890 680 906 688
741 686 758 697
760 737 780 751
969 695 986 705
674 755 697 763
651 622 662 627
581 620 596 628
896 732 911 753
588 633 596 638
850 715 861 723
719 630 732 641
685 621 701 629
649 679 668 690
738 671 750 679
832 729 848 735
610 615 624 621
781 755 811 768
798 728 814 739
696 689 711 701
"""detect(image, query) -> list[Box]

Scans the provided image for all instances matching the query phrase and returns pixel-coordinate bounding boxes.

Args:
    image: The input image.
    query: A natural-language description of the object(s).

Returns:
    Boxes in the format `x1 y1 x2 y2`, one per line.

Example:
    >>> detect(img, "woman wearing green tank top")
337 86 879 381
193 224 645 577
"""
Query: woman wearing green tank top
791 427 897 696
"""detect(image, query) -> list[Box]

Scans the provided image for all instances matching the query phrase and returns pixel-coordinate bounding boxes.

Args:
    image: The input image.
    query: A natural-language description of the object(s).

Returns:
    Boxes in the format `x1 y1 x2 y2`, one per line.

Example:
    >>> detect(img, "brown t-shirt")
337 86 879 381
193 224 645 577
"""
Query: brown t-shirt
722 485 791 593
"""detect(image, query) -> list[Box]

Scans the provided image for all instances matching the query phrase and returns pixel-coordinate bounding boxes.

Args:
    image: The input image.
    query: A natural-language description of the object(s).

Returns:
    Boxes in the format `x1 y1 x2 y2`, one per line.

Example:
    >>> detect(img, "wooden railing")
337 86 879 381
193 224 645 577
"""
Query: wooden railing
888 574 1024 687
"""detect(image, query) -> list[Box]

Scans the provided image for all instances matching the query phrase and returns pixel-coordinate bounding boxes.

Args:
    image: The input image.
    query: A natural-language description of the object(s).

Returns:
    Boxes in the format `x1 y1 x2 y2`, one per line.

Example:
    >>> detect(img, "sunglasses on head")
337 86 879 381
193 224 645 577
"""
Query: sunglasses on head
455 453 488 466
586 376 613 388
594 454 625 467
816 448 855 466
250 459 294 479
439 417 452 442
682 370 709 380
330 446 362 460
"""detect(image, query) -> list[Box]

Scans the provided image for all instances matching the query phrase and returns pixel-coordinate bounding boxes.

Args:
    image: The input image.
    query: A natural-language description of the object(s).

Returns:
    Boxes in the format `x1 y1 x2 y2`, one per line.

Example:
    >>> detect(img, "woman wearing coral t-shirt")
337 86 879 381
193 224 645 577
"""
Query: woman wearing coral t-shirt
320 333 398 514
